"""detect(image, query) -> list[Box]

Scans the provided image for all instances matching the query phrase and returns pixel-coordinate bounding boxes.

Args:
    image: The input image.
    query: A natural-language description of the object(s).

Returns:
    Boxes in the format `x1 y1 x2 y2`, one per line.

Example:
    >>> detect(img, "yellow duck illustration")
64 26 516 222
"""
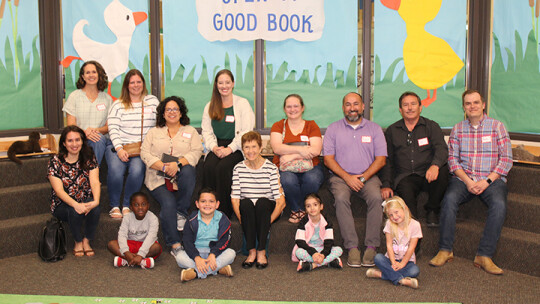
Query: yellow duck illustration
381 0 464 106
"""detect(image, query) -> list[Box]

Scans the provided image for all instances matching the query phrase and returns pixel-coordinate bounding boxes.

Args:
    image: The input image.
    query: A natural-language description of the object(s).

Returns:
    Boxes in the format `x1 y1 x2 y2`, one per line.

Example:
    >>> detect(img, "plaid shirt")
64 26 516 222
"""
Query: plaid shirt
448 114 512 182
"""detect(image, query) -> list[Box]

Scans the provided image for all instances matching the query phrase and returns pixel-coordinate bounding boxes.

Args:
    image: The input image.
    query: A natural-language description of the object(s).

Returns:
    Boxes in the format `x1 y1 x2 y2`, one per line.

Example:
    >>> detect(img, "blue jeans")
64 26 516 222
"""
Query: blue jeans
439 177 508 257
87 136 110 166
53 202 101 243
280 164 324 212
374 253 419 285
175 248 236 279
150 165 196 247
105 146 145 208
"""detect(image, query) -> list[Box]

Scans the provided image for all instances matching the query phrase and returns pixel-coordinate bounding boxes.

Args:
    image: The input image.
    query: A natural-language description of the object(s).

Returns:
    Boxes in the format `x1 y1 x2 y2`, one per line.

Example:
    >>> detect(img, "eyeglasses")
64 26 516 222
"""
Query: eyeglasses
165 108 180 113
406 133 412 146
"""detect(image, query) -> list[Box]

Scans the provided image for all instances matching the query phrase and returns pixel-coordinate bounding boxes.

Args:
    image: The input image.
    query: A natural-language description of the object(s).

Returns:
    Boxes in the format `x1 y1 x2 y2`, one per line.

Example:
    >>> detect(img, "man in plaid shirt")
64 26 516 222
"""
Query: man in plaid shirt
429 89 512 275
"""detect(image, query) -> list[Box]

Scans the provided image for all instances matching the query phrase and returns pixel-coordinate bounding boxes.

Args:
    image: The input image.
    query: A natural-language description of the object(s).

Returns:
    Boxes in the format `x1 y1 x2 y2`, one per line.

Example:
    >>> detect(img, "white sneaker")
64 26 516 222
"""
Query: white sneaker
140 257 154 269
177 213 187 231
114 256 128 267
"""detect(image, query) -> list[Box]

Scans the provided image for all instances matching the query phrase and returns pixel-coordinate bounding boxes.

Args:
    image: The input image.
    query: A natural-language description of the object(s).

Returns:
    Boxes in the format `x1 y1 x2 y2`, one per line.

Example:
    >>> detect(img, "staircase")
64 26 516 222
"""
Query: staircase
0 156 538 277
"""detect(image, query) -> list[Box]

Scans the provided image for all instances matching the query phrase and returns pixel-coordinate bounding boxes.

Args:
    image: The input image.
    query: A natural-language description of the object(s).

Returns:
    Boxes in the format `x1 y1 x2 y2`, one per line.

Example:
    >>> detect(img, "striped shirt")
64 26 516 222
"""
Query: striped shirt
448 115 512 182
231 159 282 203
107 95 159 149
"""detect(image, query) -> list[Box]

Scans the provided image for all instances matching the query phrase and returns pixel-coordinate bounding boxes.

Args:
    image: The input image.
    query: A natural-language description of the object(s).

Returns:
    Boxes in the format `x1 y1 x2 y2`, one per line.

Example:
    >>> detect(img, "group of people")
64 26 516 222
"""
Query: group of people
47 61 513 287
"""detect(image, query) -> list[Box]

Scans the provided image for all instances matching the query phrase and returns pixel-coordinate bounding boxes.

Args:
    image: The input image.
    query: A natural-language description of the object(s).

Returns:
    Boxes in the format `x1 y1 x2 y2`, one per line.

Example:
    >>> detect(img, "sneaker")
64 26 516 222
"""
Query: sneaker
347 248 361 267
297 261 312 273
177 213 187 231
170 244 183 257
362 248 376 267
114 256 128 267
181 268 197 282
426 211 439 228
218 265 234 277
328 258 343 269
140 257 154 269
366 268 381 278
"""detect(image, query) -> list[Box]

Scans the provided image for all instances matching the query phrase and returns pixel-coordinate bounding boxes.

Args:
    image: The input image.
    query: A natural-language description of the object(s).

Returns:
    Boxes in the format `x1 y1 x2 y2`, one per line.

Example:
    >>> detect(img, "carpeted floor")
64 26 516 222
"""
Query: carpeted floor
0 251 537 304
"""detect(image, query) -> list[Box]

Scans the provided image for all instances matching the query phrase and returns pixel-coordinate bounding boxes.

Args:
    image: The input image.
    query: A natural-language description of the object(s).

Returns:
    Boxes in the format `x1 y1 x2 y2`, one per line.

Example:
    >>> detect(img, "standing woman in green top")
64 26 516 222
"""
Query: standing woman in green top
201 69 255 218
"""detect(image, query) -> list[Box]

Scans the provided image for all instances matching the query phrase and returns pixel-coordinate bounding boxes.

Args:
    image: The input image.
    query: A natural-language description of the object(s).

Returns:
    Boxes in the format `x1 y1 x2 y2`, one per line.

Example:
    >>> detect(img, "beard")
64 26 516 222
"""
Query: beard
345 111 362 122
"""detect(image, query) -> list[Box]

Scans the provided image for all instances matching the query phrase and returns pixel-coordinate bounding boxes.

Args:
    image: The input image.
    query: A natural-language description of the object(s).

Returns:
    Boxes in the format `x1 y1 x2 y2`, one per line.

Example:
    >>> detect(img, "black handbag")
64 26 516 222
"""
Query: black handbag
38 217 67 262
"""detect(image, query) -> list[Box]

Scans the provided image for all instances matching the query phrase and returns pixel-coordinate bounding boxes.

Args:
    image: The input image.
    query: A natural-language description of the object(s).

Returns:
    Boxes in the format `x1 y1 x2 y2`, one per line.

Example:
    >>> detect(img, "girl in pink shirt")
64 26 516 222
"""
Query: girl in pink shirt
366 196 422 289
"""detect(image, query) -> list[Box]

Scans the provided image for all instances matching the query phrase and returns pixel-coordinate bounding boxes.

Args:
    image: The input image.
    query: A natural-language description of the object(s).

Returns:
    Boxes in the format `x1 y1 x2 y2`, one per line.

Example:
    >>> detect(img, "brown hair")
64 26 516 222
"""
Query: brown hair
241 131 262 148
76 61 108 91
398 91 421 108
461 89 485 106
119 69 148 109
283 93 305 109
208 69 234 120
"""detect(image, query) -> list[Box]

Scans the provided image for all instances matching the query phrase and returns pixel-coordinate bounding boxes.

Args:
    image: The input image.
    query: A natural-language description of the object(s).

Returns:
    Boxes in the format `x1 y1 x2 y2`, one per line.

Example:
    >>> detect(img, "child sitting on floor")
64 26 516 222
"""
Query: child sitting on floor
366 196 422 289
292 193 343 272
108 192 162 269
175 187 236 282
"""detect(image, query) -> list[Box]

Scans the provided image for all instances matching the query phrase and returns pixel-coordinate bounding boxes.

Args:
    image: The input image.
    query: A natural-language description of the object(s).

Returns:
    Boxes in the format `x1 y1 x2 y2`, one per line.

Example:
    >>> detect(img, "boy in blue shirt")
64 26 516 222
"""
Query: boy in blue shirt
175 187 236 282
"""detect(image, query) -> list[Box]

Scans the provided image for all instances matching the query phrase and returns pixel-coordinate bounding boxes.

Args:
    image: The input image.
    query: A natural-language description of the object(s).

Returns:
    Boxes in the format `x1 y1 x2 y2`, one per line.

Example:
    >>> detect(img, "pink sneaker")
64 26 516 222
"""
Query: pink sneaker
140 257 155 269
114 256 128 267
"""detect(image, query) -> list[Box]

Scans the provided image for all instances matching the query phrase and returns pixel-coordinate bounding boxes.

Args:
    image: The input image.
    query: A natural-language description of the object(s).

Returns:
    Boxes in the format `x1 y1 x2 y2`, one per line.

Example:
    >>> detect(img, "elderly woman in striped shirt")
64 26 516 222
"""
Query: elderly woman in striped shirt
231 131 286 270
105 69 159 218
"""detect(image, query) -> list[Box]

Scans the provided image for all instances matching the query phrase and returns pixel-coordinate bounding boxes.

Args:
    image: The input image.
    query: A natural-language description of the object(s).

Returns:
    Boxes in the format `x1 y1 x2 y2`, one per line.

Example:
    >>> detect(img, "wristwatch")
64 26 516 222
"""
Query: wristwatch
486 178 492 184
359 176 366 183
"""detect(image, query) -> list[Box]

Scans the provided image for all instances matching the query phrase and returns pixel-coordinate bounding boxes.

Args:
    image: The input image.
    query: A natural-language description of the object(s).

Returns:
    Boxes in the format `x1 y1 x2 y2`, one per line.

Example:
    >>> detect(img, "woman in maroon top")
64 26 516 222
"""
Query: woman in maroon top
270 94 324 223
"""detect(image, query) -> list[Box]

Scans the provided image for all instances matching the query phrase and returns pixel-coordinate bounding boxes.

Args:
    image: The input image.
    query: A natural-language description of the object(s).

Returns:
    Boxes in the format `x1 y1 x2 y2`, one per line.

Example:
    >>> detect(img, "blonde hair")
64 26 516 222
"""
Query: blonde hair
383 196 412 240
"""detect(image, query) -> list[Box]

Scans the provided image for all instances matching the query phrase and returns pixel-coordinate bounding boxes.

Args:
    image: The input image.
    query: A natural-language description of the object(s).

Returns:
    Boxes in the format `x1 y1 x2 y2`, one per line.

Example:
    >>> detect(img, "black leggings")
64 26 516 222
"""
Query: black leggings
240 198 275 251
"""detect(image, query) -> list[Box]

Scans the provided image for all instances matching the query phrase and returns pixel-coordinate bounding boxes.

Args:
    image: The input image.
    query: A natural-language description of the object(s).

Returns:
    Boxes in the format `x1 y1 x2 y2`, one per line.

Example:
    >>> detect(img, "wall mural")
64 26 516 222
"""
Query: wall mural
0 0 42 131
373 0 467 129
62 0 150 100
491 0 540 134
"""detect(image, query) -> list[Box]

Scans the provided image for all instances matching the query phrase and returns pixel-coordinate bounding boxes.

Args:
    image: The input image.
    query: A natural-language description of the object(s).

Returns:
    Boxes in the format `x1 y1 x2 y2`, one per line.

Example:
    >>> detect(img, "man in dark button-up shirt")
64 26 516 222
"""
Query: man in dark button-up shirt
379 91 449 227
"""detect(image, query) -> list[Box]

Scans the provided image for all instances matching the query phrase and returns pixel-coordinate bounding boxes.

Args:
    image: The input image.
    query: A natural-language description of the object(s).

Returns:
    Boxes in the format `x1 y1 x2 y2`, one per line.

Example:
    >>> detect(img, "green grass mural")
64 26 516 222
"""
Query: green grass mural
164 53 255 128
266 56 357 128
0 35 43 130
490 30 540 134
372 56 465 129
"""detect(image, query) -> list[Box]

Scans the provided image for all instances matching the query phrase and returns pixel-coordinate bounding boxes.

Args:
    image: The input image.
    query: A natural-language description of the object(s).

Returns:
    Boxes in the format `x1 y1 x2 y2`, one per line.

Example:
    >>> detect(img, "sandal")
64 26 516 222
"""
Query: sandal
296 210 306 221
109 207 122 219
288 211 301 224
73 249 84 257
122 207 131 216
84 249 95 257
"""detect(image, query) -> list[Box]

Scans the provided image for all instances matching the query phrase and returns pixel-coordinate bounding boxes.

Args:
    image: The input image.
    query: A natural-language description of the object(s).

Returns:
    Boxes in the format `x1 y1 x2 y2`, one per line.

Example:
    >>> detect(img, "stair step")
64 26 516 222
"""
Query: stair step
507 163 540 197
0 183 52 220
457 192 540 233
452 220 540 277
0 157 50 188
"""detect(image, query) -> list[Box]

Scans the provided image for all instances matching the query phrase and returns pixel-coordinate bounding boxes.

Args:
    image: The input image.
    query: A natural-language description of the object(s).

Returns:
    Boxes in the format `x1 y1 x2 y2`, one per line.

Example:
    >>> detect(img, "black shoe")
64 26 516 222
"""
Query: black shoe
297 261 312 272
426 211 439 228
242 259 255 269
256 261 268 269
328 258 343 269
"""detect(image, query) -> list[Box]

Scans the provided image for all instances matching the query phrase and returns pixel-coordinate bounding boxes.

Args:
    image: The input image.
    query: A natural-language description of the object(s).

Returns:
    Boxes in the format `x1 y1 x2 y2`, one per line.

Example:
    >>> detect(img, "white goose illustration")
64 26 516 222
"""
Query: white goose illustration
61 0 147 97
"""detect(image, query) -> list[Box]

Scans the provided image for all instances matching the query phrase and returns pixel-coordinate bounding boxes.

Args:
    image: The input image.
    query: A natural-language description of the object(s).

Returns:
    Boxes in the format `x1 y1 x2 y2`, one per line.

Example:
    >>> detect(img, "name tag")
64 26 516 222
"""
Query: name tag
144 107 153 114
361 136 372 143
182 132 192 139
482 135 492 143
96 104 106 111
418 137 428 146
225 115 235 123
300 135 309 142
